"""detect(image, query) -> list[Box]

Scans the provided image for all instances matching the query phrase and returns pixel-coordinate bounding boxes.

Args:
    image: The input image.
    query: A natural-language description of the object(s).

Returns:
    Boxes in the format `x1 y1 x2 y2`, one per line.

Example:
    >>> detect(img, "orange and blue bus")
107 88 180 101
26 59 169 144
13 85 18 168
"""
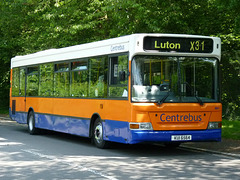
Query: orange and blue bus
9 34 222 148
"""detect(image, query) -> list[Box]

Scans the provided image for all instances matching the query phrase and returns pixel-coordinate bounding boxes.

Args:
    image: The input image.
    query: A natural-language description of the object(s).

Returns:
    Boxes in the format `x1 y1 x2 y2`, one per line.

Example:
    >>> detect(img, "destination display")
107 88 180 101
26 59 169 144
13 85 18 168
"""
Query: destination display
143 36 214 53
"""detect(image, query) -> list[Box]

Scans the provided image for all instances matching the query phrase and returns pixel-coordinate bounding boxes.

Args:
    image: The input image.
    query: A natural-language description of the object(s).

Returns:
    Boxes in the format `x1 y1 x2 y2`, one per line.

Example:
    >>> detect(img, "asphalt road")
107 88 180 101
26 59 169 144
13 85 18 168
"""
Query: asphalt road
0 119 240 180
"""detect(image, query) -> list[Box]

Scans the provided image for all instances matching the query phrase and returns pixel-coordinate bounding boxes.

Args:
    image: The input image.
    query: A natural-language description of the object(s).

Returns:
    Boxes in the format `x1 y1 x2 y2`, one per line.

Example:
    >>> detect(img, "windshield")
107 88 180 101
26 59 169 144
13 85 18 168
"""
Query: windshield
131 56 219 103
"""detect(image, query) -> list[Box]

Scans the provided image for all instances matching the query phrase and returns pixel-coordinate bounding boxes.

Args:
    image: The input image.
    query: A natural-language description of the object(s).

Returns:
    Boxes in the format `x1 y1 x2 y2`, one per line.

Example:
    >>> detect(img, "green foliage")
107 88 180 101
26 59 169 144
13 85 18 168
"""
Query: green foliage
222 119 240 140
0 0 240 119
220 34 240 120
216 0 240 35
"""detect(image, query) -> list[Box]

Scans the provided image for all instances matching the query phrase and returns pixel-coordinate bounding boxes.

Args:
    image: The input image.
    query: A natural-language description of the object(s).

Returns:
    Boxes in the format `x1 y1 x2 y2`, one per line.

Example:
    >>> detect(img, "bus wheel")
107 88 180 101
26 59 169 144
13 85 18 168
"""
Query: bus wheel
27 111 39 135
93 118 109 148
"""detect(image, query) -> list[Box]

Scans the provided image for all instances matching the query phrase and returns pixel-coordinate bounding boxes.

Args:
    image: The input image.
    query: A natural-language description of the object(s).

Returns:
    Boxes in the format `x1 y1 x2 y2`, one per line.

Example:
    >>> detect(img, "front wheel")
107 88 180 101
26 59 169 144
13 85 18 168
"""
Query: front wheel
92 118 110 148
27 111 39 135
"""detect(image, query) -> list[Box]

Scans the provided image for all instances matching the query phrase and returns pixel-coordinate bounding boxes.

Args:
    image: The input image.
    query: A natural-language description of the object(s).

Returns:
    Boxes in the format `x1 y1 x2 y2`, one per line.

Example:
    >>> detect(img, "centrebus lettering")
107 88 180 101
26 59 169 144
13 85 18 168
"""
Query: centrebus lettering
154 41 181 50
111 45 125 52
160 113 202 122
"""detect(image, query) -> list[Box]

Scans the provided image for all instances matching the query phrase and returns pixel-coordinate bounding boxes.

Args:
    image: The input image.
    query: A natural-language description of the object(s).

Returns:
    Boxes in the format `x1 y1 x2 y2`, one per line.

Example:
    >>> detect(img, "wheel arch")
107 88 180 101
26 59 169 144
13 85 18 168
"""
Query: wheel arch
89 113 102 138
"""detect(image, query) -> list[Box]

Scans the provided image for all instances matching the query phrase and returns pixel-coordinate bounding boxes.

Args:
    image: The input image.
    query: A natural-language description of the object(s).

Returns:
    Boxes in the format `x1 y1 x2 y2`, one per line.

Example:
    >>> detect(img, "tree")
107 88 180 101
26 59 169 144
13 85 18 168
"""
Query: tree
220 35 240 120
0 0 26 111
0 0 240 120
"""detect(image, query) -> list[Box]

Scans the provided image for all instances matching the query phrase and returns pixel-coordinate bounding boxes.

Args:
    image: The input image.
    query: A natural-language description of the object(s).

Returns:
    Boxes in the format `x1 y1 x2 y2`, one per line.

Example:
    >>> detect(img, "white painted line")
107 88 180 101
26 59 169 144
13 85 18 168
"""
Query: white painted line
22 149 118 180
0 142 23 146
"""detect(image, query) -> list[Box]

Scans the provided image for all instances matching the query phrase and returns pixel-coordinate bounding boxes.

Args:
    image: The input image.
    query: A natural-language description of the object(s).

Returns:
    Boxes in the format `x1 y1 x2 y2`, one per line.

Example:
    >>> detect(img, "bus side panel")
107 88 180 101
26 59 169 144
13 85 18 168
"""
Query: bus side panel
35 113 90 137
24 97 131 140
10 97 27 119
35 113 54 130
25 98 130 122
25 98 131 138
9 95 27 123
10 110 27 124
67 117 90 137
103 120 130 144
53 115 69 133
17 112 28 124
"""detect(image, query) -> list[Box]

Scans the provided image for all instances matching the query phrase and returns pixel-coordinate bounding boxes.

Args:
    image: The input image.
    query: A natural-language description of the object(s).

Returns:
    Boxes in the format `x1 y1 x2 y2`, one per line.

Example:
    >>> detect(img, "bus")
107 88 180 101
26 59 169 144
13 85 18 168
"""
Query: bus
9 33 222 148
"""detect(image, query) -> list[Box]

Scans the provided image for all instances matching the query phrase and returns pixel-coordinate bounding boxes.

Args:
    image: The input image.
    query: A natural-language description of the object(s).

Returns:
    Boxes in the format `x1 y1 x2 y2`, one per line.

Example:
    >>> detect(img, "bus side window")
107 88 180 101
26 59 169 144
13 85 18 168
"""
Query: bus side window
19 68 26 97
12 68 20 96
89 56 107 98
108 55 128 98
26 66 39 96
54 62 70 97
39 64 54 97
71 60 88 97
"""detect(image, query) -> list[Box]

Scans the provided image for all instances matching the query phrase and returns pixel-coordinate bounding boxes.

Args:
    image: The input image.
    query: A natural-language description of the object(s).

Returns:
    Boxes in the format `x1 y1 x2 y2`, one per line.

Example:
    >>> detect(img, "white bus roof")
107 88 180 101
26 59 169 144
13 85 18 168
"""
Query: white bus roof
11 33 221 68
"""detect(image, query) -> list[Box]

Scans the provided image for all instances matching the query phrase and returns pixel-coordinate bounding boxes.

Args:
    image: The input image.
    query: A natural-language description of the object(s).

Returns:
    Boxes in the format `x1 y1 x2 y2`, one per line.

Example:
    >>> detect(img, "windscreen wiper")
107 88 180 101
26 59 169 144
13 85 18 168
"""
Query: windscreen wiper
157 91 170 105
195 94 204 106
184 82 204 106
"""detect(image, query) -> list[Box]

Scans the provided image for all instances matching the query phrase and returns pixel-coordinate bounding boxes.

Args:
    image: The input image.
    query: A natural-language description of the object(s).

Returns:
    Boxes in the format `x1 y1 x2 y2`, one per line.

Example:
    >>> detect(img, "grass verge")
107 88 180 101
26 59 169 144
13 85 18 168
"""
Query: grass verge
222 119 240 140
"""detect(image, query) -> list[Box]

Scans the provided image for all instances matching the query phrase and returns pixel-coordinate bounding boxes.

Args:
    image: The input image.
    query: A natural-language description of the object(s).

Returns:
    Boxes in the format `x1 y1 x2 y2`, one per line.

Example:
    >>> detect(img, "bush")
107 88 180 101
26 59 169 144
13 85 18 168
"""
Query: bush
220 34 240 121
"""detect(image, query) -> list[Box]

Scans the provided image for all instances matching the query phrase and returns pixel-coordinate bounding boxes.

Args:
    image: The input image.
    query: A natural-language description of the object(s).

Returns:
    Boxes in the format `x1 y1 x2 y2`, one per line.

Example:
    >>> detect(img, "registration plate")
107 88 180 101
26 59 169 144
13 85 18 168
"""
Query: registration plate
171 135 192 141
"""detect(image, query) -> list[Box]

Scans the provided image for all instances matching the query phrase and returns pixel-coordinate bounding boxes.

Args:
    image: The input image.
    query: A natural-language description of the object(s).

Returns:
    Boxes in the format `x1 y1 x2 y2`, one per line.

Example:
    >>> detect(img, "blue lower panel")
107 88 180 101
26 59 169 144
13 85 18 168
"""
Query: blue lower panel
129 129 221 144
35 114 90 137
9 110 90 137
9 109 27 124
103 120 130 144
103 120 221 144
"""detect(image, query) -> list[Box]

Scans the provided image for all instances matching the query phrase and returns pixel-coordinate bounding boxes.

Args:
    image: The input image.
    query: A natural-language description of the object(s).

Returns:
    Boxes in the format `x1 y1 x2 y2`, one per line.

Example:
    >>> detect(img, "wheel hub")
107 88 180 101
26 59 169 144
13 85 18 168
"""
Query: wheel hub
94 123 103 143
29 116 33 131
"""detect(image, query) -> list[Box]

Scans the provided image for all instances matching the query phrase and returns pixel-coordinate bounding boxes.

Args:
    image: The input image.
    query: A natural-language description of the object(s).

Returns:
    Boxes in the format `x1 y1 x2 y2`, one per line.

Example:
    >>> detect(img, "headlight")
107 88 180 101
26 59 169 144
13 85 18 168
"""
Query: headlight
129 123 153 130
207 122 222 129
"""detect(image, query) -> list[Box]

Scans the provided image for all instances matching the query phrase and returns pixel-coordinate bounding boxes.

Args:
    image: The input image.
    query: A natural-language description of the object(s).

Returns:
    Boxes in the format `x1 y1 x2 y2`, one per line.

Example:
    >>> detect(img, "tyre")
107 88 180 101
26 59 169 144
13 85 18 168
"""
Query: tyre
92 118 110 148
27 111 39 135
